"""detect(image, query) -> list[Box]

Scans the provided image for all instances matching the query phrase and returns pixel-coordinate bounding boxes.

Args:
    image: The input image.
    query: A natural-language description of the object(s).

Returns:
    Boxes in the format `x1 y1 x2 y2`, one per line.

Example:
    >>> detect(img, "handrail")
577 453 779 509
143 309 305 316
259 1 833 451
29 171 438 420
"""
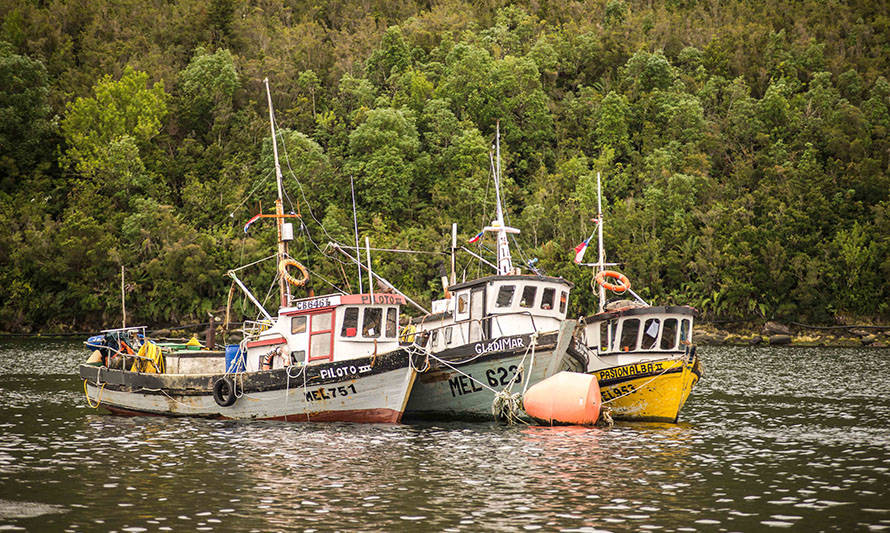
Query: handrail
414 311 540 350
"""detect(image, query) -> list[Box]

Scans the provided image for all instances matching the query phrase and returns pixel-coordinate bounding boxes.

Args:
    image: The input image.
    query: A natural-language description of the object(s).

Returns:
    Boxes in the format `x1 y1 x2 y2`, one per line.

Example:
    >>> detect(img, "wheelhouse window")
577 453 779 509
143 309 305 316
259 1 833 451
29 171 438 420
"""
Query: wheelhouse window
519 286 537 308
660 318 678 350
363 307 382 338
495 285 515 308
559 292 568 314
599 321 611 351
340 307 358 337
457 293 469 314
620 319 640 351
540 288 555 310
444 326 453 345
641 318 660 350
386 308 397 338
680 319 691 344
291 316 307 334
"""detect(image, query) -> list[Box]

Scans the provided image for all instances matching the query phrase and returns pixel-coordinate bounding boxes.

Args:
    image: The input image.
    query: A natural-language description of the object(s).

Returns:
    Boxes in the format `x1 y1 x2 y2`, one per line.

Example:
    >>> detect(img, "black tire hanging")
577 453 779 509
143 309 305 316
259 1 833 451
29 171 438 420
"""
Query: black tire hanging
213 376 237 407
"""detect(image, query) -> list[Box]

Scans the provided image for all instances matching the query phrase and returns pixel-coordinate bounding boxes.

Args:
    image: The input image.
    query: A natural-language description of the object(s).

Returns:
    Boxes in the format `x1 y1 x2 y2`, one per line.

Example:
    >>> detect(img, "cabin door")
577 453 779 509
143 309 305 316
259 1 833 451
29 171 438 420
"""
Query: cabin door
469 287 486 342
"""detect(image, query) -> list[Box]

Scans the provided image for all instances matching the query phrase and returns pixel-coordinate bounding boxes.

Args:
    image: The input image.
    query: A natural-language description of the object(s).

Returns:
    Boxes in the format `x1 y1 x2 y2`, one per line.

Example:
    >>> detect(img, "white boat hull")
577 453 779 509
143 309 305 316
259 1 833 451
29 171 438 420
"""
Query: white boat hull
80 350 417 423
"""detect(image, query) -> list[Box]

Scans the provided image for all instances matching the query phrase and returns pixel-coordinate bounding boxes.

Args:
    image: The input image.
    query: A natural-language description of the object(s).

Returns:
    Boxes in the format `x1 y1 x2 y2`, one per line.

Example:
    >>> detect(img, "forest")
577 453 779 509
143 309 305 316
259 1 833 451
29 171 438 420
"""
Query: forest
1 0 888 332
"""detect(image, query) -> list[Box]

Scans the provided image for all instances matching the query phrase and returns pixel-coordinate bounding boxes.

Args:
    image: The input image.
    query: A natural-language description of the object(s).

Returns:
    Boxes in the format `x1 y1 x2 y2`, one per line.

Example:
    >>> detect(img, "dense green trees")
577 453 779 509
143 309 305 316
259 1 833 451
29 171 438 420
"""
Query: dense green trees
0 0 888 332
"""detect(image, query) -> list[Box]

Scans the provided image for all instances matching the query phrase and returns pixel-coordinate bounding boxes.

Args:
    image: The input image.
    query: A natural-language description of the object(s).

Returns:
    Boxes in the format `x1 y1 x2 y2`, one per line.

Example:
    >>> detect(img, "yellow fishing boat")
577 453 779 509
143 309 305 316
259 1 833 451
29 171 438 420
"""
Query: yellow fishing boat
581 303 702 422
572 172 702 423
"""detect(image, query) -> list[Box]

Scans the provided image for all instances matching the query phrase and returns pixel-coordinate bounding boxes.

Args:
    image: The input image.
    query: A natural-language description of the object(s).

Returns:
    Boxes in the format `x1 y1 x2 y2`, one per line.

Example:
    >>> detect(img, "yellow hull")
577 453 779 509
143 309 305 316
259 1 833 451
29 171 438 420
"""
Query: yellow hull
593 353 702 423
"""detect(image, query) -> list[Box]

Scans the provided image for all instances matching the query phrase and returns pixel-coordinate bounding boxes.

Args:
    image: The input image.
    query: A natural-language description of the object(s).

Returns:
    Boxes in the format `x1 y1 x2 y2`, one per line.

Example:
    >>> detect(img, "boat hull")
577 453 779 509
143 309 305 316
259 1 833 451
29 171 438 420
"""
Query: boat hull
404 320 585 421
592 349 702 423
80 349 417 423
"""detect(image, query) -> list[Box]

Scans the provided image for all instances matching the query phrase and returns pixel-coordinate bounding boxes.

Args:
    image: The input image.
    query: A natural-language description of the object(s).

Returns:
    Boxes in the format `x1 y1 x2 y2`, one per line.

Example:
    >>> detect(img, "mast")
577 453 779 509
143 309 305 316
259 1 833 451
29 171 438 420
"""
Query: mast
597 171 606 312
264 78 290 308
487 121 518 275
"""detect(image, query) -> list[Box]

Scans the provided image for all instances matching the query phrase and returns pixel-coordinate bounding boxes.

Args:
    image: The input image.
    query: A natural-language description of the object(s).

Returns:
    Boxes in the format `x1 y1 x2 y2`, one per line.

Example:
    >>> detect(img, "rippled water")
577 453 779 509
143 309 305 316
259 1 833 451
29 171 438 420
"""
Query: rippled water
0 338 888 531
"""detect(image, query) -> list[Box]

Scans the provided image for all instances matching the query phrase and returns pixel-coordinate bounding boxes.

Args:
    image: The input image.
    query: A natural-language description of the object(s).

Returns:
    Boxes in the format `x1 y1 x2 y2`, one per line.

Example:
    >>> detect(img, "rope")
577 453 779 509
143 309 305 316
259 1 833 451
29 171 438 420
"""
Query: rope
83 379 105 408
492 332 539 424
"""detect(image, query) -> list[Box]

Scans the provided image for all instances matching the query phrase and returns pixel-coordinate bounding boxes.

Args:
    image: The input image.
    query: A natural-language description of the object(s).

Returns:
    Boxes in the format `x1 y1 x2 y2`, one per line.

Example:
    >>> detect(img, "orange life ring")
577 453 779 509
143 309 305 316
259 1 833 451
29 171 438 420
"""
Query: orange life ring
261 346 290 370
595 270 631 293
279 258 309 287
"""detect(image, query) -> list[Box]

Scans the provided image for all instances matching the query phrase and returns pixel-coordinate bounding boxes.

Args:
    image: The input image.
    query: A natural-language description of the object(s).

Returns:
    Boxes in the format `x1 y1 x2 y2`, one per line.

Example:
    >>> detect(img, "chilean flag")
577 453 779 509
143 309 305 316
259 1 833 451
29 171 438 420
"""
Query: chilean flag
573 235 592 263
468 230 484 244
243 214 262 233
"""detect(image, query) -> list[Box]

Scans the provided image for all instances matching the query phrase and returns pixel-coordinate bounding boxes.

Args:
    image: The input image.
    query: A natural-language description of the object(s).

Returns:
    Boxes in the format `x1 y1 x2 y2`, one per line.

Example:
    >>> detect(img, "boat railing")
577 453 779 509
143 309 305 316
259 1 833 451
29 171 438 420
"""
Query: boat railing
413 311 538 349
240 319 274 337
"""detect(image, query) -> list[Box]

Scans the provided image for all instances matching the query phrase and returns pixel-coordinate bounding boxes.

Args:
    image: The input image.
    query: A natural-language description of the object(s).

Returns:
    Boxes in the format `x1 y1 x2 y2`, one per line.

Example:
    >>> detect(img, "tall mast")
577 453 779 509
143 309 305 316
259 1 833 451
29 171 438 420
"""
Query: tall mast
264 77 290 308
491 121 515 275
596 171 606 312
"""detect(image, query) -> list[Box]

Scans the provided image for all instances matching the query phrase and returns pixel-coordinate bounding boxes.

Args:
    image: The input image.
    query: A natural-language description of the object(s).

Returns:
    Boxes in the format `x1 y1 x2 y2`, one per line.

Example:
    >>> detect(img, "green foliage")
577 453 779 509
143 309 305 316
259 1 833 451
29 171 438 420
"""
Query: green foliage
2 0 890 331
61 67 168 177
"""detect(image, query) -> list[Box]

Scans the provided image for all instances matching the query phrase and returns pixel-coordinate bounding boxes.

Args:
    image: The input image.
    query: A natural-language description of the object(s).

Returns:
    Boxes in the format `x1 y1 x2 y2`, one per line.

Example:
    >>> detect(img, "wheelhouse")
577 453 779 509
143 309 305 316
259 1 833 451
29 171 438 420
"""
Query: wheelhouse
416 275 573 351
584 305 695 355
244 293 405 371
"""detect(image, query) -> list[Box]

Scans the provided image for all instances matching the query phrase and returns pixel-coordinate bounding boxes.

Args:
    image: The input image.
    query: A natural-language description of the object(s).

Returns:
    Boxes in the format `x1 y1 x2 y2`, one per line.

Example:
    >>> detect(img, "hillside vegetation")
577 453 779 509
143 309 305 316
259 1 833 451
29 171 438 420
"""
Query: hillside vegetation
1 0 888 331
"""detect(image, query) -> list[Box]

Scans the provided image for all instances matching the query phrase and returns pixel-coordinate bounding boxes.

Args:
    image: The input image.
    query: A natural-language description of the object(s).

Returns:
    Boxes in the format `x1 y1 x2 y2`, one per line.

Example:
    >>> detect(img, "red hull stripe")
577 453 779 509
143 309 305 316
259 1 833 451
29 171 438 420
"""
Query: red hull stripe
104 405 403 424
246 337 287 348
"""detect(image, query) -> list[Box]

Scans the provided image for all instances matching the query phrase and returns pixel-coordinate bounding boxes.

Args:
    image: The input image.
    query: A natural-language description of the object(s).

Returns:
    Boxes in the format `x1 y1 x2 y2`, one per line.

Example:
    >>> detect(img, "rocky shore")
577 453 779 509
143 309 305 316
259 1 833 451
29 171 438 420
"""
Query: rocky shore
694 321 890 348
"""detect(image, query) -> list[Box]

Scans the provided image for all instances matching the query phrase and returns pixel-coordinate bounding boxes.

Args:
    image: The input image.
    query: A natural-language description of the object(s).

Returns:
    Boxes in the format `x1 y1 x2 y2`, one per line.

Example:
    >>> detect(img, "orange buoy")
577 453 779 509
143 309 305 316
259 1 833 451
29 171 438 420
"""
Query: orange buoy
522 371 602 426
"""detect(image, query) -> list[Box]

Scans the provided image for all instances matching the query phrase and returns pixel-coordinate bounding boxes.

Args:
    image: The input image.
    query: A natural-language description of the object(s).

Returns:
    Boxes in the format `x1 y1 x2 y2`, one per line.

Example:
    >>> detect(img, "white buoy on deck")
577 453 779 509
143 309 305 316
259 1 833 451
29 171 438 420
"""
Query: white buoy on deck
523 371 602 425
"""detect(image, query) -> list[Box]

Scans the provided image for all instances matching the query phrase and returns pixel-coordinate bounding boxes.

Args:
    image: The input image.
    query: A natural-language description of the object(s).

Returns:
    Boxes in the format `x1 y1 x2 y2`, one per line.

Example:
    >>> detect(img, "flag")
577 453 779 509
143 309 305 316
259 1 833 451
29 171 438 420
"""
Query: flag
243 214 262 233
468 230 484 244
573 236 592 263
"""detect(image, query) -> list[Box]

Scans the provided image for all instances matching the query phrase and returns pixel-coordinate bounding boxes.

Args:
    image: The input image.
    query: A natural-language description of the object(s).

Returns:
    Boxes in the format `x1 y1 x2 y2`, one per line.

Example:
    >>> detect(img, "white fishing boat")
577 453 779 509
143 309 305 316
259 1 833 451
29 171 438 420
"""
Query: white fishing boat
79 79 417 423
575 173 702 423
404 124 587 421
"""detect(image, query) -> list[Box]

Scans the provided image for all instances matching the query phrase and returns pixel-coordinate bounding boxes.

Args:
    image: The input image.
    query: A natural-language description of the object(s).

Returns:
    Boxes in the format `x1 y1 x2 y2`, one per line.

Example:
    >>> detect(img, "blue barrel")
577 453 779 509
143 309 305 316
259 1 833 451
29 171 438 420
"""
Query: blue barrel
225 344 244 373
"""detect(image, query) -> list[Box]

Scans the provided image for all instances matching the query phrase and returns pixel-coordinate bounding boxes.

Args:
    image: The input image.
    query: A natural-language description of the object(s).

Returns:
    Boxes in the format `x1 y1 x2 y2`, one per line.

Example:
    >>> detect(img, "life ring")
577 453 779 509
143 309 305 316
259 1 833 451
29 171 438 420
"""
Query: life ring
261 346 290 370
213 376 237 407
279 258 309 287
595 270 631 293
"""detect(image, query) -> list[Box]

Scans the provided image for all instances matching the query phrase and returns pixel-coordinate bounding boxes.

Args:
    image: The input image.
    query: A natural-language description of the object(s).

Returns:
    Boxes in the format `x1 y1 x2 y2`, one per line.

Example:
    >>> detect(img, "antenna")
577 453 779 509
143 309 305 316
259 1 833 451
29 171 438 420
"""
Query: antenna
350 175 363 294
597 171 605 312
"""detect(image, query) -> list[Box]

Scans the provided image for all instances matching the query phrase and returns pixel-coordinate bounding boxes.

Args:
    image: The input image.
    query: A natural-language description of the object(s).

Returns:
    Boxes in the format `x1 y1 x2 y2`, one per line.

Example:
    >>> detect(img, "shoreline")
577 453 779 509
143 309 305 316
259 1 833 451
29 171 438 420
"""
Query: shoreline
3 321 890 348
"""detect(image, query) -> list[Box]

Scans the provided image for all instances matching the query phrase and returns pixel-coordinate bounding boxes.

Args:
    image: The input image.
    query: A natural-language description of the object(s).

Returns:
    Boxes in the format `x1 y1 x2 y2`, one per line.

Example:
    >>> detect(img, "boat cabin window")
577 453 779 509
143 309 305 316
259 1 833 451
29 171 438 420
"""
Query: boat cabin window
291 316 307 334
642 318 660 349
599 321 611 351
430 331 439 350
291 350 306 364
620 319 640 351
519 286 537 308
340 307 359 337
660 318 678 349
386 308 397 338
457 293 469 314
495 285 515 308
680 319 691 344
559 292 568 314
541 288 555 310
444 326 453 346
309 311 334 361
363 307 382 338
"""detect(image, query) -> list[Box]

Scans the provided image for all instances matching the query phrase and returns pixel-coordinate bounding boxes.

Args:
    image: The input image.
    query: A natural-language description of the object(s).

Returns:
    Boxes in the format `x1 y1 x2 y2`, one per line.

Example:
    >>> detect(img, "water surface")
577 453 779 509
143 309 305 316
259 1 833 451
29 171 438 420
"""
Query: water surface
0 338 888 531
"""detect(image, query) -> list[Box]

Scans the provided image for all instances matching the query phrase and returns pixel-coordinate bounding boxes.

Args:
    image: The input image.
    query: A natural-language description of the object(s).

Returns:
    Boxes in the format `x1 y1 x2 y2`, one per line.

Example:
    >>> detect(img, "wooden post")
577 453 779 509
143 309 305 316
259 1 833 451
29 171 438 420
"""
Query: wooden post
207 314 216 350
121 265 126 329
